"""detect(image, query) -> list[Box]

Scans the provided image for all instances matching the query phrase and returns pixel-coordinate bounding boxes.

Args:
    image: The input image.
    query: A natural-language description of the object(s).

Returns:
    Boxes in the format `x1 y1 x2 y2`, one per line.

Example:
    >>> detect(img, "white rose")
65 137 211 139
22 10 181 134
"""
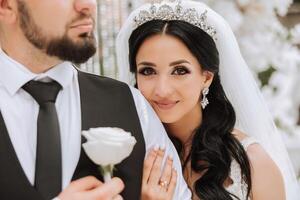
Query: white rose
82 127 137 166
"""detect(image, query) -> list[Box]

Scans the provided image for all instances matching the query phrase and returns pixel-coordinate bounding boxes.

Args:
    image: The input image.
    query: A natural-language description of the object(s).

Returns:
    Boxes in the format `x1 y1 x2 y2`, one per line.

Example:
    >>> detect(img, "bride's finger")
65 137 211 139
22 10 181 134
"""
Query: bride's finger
142 149 158 185
159 155 173 190
147 148 165 185
167 168 177 199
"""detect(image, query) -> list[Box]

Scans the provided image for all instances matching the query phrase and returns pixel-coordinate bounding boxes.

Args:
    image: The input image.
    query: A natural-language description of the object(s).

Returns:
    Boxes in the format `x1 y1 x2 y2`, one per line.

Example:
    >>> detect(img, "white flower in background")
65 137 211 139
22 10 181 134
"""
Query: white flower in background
272 0 293 16
199 0 300 137
82 127 136 182
194 0 300 180
237 0 250 7
291 24 300 44
207 1 243 32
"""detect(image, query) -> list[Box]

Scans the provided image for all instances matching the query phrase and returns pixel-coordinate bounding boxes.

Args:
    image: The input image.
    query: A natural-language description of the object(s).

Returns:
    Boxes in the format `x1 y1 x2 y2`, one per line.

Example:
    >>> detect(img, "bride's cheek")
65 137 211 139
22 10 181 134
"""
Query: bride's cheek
139 84 152 98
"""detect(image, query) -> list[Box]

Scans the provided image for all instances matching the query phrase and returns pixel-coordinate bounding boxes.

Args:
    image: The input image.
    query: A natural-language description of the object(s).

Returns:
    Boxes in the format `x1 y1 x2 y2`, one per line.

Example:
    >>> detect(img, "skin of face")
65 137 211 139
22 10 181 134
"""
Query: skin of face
19 0 96 45
17 0 97 63
0 0 97 69
136 34 213 125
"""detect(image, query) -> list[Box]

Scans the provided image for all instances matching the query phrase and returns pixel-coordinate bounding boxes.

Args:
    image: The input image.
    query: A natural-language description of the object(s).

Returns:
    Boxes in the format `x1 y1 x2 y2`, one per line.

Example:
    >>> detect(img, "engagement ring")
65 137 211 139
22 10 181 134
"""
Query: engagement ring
158 180 168 189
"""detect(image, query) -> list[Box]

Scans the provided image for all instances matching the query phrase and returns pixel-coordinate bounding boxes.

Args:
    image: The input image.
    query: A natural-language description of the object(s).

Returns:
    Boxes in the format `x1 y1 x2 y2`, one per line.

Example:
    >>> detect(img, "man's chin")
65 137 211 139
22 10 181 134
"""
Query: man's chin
65 45 96 64
46 36 96 64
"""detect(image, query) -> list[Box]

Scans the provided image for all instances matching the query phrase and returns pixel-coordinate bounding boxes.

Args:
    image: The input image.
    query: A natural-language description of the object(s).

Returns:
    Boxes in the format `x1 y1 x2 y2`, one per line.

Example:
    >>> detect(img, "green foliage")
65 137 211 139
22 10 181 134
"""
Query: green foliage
257 65 277 87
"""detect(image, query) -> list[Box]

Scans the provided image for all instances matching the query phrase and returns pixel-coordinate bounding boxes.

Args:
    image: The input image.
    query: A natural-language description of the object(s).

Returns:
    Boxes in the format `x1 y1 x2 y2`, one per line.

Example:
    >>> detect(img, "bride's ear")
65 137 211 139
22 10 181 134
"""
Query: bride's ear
202 70 214 88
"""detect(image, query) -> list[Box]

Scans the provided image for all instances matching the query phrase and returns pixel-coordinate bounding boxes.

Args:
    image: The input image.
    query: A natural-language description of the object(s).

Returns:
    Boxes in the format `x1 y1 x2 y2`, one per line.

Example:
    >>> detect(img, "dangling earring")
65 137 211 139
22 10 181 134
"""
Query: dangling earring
201 87 209 109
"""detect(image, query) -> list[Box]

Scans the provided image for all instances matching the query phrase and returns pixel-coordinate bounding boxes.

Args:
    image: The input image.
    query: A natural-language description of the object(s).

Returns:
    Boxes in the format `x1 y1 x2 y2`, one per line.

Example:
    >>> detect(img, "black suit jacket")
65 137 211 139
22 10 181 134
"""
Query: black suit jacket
0 71 145 200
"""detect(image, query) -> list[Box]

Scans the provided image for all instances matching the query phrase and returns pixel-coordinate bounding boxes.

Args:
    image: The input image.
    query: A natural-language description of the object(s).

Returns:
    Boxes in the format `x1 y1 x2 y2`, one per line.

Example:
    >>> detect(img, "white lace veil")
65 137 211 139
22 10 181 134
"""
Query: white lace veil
115 0 299 198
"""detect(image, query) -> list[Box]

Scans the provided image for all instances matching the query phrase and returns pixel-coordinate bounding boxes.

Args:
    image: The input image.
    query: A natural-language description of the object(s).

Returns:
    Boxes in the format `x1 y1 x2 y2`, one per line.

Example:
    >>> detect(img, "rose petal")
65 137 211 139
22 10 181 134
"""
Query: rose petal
83 140 135 166
82 127 137 166
82 130 97 141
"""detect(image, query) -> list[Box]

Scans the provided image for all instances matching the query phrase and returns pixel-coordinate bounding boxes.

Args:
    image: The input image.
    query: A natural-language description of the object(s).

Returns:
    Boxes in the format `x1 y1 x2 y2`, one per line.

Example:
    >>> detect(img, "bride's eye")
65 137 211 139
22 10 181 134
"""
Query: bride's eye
138 67 156 76
172 66 190 75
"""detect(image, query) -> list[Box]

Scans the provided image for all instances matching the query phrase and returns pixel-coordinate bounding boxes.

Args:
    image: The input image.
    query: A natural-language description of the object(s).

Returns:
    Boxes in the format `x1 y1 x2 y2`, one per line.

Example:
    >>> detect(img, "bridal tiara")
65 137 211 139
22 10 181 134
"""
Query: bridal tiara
133 0 217 40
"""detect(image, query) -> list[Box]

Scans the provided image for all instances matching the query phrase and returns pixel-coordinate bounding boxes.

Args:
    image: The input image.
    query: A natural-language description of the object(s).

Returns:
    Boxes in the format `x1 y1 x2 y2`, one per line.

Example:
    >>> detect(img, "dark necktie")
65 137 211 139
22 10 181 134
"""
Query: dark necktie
22 80 62 199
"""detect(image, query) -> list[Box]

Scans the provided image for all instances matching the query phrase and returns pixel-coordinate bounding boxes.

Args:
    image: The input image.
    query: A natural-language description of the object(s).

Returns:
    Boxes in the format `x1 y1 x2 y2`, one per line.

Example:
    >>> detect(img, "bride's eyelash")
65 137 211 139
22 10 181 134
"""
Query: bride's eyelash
138 67 156 76
172 66 191 75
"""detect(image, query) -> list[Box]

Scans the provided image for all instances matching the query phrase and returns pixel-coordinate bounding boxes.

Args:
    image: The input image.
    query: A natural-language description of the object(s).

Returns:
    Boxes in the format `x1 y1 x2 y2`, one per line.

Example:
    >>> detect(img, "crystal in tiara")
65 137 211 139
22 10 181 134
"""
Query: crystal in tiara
133 0 217 40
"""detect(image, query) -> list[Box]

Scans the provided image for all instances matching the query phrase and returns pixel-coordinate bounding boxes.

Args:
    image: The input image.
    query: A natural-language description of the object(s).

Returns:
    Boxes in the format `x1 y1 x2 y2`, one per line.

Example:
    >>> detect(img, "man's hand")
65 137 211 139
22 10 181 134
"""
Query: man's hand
57 176 124 200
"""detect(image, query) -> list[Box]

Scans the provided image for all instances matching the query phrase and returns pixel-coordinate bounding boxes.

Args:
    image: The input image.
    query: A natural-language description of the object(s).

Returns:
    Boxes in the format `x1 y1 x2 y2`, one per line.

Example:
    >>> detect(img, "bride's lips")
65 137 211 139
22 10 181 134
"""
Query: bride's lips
153 100 179 110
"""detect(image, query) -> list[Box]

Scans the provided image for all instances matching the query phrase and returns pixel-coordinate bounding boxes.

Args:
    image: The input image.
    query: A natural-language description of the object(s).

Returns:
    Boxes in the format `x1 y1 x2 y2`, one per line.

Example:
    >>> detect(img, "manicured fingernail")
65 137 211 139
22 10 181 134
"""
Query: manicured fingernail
153 144 159 151
168 154 173 160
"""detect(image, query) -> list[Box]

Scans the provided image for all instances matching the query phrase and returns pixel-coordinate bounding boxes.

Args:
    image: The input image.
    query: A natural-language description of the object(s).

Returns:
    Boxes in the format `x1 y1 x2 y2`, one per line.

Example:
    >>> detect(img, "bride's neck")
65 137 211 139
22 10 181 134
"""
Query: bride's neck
164 103 202 155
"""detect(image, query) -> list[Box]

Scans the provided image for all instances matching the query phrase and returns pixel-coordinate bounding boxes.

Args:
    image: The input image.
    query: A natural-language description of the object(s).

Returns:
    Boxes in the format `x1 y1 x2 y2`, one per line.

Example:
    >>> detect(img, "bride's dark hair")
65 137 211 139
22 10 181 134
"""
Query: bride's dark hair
128 20 252 199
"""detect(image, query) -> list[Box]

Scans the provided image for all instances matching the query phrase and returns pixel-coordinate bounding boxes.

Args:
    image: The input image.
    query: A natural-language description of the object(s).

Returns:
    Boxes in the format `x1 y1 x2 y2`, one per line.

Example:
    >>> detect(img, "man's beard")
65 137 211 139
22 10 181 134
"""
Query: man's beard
17 1 96 64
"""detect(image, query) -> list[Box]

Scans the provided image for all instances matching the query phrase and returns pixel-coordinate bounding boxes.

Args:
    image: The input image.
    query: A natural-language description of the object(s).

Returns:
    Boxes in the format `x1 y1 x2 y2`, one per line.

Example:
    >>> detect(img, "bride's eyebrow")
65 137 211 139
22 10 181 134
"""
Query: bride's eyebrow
169 59 190 66
137 61 157 67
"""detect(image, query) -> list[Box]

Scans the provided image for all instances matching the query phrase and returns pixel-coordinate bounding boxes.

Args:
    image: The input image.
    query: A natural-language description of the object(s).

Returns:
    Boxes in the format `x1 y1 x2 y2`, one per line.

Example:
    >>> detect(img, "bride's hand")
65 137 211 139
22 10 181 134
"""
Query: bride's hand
141 148 177 200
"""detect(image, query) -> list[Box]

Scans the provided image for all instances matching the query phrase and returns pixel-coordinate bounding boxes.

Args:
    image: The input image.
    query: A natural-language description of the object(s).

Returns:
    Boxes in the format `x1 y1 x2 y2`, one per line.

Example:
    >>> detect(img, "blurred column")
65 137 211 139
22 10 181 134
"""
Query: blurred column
80 0 134 77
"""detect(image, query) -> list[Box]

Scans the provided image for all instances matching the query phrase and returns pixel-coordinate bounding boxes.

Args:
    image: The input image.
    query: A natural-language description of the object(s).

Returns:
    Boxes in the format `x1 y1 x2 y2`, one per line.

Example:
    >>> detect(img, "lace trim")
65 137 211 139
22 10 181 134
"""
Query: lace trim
240 137 258 150
226 137 258 200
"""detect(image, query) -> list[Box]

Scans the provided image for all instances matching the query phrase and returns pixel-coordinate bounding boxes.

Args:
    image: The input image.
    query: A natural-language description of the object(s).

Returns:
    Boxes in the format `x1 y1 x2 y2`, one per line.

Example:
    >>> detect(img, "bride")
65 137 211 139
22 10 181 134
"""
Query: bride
116 0 299 199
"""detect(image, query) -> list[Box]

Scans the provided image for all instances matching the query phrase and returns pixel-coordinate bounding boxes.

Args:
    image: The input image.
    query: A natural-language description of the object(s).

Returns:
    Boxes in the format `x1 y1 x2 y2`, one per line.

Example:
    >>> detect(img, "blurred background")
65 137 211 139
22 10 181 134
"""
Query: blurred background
81 0 300 184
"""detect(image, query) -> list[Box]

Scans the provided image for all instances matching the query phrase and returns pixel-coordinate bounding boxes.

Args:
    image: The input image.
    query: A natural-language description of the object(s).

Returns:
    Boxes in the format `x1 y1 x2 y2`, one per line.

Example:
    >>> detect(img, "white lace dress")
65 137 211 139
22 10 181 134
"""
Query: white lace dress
225 137 257 200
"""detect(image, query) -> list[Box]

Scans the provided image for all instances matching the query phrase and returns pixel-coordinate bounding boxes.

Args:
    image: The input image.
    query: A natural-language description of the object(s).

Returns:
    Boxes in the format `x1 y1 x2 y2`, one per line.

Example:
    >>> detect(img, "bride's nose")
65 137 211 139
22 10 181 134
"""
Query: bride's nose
153 75 174 98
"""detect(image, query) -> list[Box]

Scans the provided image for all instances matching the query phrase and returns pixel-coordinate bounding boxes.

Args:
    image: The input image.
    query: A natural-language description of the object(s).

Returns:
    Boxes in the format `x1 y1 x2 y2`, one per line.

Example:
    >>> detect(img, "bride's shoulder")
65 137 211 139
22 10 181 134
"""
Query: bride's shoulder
232 129 249 141
232 129 280 181
232 129 285 199
232 129 272 163
232 129 257 148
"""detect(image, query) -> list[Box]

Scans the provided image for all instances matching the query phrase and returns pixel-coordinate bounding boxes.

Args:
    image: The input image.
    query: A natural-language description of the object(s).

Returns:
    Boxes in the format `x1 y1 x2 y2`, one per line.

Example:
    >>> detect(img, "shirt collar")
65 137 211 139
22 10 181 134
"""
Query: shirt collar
0 49 76 96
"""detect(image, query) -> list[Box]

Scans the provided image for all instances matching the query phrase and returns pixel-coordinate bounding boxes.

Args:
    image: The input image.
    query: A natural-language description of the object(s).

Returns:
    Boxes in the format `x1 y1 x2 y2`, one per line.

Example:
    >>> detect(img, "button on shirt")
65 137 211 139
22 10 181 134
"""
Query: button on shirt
0 49 191 199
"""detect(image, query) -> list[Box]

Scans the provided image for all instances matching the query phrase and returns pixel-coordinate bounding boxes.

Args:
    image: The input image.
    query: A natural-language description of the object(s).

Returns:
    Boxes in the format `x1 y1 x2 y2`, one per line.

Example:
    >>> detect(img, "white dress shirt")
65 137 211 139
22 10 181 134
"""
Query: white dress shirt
0 49 191 199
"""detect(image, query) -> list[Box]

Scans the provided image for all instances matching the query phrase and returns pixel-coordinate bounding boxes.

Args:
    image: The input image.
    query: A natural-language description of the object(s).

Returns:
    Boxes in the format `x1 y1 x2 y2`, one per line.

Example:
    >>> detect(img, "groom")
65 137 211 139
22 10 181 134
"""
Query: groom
0 0 190 200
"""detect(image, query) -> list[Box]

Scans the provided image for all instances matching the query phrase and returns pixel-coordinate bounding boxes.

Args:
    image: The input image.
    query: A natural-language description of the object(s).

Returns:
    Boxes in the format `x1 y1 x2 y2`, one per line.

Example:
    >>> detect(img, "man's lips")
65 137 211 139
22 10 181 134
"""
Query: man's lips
153 100 179 110
70 19 94 27
70 19 94 32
